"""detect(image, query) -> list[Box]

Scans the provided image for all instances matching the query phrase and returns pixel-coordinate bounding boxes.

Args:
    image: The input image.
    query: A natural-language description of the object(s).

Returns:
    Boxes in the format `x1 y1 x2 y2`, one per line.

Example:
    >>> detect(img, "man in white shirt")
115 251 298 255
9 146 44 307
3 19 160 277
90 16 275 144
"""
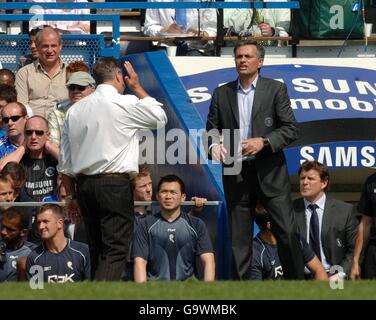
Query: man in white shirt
143 0 217 56
293 160 358 280
30 0 90 34
58 57 167 280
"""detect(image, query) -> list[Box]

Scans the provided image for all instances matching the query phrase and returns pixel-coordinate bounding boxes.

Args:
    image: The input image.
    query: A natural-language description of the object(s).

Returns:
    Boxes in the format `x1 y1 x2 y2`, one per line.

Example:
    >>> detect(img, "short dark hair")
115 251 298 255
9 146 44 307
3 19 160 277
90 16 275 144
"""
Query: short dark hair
253 206 271 231
93 57 120 85
0 69 15 85
299 160 330 190
38 203 65 220
233 40 265 59
2 207 29 230
0 84 17 103
157 174 185 194
2 162 26 183
131 165 152 189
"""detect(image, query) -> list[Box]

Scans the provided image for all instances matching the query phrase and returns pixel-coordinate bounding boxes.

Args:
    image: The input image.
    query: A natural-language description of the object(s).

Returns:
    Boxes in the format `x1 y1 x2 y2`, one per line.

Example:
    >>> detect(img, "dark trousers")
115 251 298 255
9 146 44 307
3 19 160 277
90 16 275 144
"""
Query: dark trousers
77 174 134 281
225 161 305 280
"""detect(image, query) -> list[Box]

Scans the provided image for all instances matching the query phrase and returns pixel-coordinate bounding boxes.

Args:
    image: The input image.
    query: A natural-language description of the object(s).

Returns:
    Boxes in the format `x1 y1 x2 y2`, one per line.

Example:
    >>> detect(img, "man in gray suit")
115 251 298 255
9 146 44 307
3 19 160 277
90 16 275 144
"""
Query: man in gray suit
206 40 304 280
293 160 357 280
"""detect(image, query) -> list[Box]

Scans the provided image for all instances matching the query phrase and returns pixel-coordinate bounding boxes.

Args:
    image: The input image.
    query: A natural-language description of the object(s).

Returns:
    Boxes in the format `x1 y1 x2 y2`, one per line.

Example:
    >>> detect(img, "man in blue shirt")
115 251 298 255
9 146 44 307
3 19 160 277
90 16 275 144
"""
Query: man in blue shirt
132 175 215 282
26 204 90 283
251 203 328 280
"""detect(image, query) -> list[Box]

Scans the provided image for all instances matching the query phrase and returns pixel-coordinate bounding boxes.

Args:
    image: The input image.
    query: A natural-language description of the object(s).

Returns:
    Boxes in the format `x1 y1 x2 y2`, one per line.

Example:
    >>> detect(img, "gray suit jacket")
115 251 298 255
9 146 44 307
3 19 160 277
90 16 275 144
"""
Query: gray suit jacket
293 197 358 275
206 77 298 198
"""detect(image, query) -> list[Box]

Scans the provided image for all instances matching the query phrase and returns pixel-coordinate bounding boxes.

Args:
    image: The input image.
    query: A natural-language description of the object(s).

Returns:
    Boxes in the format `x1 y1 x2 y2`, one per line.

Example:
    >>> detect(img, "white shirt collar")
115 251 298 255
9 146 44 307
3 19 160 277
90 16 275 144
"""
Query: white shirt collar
304 193 326 212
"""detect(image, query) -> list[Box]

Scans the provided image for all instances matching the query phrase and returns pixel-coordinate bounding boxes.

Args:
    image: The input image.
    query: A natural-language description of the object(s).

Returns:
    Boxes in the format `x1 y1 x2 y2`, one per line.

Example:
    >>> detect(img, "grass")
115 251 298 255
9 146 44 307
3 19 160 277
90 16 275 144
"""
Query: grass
1 280 376 300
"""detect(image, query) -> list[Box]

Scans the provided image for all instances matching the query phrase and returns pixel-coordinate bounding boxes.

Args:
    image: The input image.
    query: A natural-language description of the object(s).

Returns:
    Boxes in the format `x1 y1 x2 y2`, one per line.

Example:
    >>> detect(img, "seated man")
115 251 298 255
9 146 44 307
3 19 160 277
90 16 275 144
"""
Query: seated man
30 0 90 34
0 177 15 214
143 0 217 56
133 165 207 218
48 71 96 146
133 174 215 282
294 160 357 280
224 0 290 37
26 204 90 283
0 69 15 87
1 161 26 201
0 84 17 138
251 203 328 280
18 28 40 69
0 207 33 282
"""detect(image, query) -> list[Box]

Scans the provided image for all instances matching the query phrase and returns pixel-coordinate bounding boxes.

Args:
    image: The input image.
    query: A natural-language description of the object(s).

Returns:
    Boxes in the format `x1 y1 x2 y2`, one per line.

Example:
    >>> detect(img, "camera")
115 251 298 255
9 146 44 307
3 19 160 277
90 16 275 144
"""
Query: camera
0 240 7 264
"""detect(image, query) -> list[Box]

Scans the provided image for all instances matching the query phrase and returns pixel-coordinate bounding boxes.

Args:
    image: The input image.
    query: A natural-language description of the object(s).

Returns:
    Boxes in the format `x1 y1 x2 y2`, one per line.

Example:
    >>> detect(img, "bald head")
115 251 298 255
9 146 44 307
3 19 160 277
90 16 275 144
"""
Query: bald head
0 69 15 87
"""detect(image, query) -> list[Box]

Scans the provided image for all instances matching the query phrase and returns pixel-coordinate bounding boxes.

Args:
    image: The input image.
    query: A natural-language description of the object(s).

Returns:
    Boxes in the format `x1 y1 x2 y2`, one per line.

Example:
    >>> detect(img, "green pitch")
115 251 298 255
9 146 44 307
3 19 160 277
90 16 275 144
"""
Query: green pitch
1 280 376 300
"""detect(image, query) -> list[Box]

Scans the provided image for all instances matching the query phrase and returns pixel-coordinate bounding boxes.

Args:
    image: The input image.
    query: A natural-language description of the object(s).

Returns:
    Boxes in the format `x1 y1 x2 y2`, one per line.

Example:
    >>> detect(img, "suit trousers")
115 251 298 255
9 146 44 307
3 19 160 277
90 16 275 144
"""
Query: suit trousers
226 161 305 280
77 174 134 281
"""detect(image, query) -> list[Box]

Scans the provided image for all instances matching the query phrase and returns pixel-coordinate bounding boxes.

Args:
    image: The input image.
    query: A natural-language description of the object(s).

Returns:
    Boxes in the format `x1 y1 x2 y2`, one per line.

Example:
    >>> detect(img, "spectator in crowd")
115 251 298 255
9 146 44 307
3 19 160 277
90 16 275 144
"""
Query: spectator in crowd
0 69 15 87
57 181 87 244
1 161 26 201
20 116 59 203
224 0 290 38
0 85 17 138
205 40 303 280
18 28 40 69
58 58 167 280
0 207 32 282
30 0 90 34
251 203 328 280
133 175 215 282
0 102 28 167
65 61 90 81
132 165 207 218
15 27 68 117
26 204 90 283
0 177 15 213
351 172 376 280
48 71 96 146
143 0 217 56
294 160 357 280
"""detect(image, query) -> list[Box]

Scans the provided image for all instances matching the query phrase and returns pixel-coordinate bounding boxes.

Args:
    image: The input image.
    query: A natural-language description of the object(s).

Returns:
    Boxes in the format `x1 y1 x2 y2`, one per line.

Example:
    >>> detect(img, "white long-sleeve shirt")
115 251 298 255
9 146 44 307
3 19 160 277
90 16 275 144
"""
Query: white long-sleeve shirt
30 0 90 34
58 84 167 178
144 0 217 37
224 0 290 36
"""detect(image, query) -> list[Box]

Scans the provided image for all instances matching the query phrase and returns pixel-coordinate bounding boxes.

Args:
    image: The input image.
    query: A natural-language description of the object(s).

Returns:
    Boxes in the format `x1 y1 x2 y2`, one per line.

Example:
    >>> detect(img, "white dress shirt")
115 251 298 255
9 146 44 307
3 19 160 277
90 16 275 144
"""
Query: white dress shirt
143 0 217 52
58 84 167 178
304 194 331 271
30 0 90 34
224 0 290 37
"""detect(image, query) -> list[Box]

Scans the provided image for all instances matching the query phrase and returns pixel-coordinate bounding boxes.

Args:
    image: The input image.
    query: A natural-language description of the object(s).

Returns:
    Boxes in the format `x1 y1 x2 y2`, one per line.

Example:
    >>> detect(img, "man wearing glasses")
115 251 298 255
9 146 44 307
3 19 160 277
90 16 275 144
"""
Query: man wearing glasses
0 103 57 172
47 71 96 147
0 102 28 168
20 116 59 243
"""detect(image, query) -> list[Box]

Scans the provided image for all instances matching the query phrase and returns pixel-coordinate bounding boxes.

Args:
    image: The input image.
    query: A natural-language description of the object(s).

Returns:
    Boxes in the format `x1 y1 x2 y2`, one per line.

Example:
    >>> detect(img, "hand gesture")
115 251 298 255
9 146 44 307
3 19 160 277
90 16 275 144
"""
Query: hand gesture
259 23 273 37
65 199 82 225
241 137 264 156
211 144 227 163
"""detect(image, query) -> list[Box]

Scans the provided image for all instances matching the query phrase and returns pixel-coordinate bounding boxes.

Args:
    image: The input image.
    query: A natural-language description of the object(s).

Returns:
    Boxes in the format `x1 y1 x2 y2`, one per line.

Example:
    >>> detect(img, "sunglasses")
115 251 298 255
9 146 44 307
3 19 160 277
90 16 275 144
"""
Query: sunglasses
68 84 88 92
25 130 45 136
2 115 24 124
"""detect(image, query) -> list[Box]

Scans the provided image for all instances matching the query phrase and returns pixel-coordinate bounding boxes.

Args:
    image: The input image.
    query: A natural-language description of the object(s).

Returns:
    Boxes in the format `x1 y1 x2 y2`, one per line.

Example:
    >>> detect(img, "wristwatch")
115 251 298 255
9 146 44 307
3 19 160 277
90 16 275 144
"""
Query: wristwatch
65 194 77 201
262 137 270 147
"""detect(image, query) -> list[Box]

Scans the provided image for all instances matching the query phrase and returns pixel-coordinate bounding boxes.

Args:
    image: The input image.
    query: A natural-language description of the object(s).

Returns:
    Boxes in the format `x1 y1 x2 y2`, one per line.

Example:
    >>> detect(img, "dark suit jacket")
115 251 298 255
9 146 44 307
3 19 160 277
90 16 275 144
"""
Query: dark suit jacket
293 197 358 275
206 77 298 198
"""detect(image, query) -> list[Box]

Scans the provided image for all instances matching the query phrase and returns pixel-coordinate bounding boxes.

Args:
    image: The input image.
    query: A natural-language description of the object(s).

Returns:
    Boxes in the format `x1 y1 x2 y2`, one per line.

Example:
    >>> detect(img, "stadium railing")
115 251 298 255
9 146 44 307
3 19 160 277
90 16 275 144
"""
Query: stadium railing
0 1 299 71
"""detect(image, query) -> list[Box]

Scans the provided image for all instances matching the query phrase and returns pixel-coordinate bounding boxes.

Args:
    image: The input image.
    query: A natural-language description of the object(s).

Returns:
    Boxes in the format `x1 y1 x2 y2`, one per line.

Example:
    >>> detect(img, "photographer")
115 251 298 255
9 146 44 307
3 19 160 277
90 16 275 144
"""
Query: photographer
0 207 33 282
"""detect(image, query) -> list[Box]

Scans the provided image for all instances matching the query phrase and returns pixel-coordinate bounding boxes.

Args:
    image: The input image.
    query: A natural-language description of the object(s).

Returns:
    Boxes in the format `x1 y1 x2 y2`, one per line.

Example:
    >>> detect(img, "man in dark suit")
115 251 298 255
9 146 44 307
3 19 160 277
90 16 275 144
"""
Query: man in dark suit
293 160 357 280
205 40 304 280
